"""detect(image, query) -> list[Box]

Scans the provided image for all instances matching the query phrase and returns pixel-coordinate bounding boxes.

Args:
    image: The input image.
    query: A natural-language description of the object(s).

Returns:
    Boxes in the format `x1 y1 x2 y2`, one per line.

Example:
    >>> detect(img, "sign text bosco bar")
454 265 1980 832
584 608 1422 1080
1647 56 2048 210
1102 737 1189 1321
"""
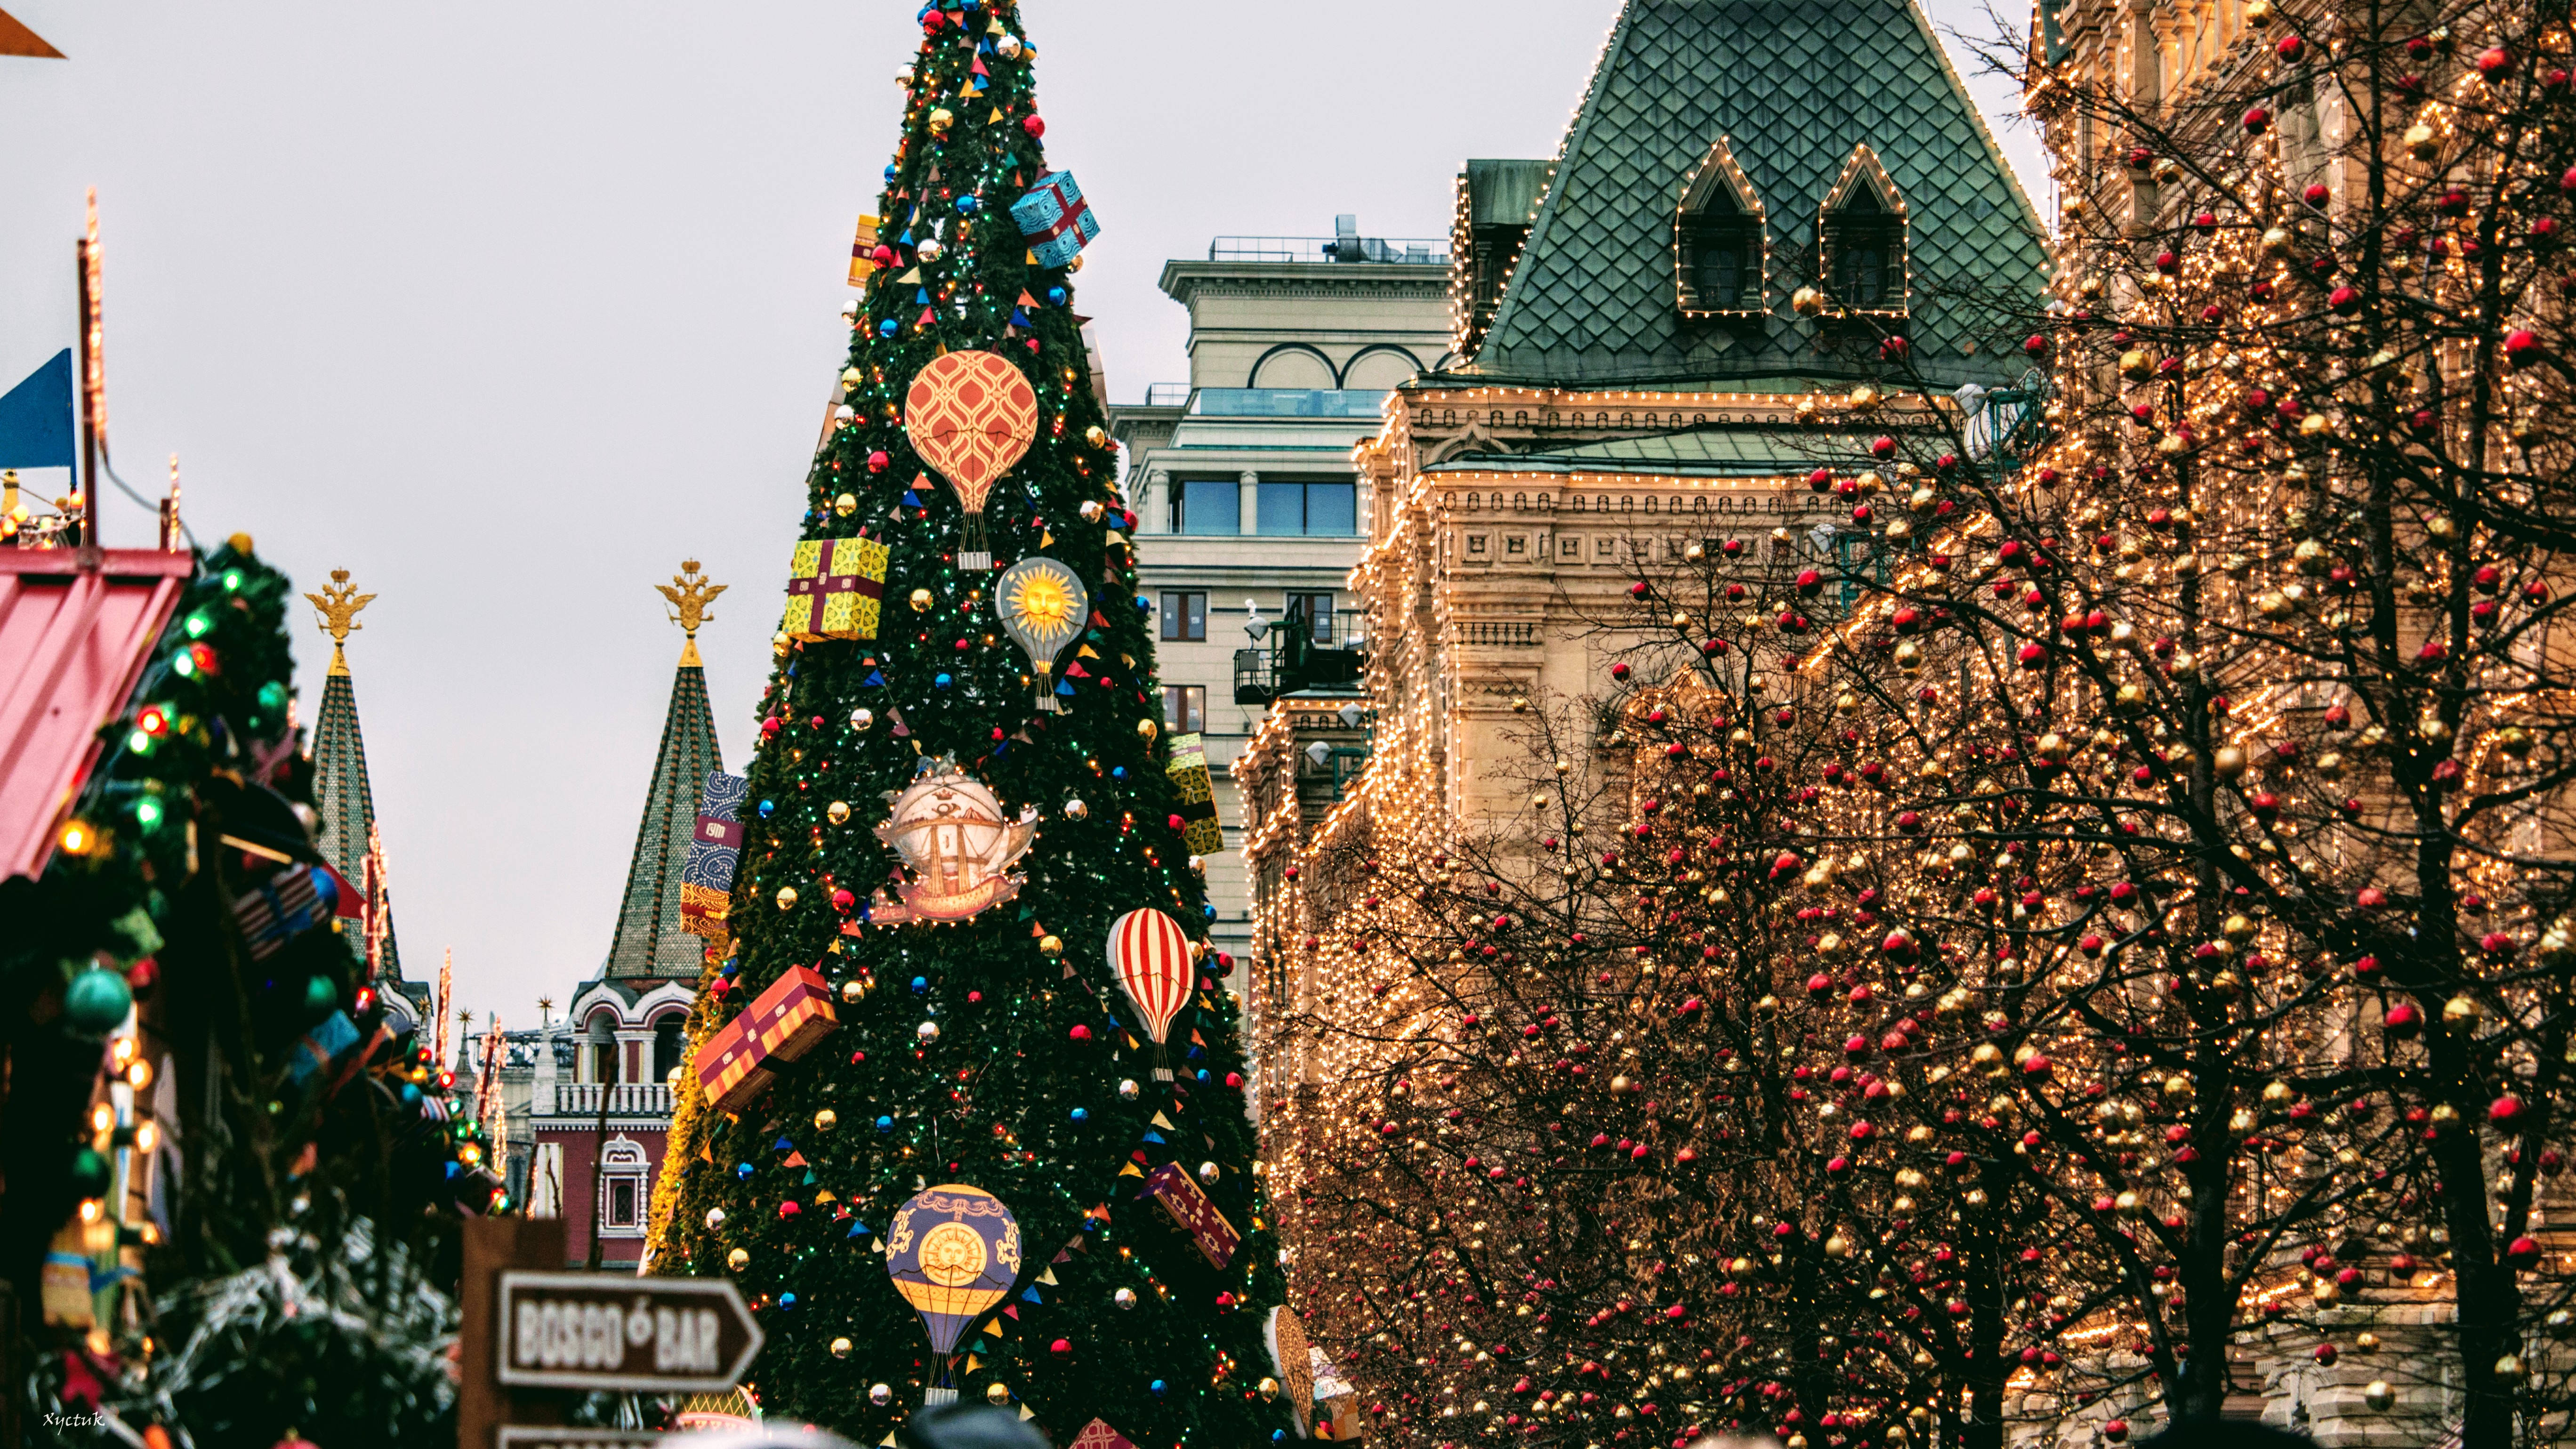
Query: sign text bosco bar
494 1272 763 1394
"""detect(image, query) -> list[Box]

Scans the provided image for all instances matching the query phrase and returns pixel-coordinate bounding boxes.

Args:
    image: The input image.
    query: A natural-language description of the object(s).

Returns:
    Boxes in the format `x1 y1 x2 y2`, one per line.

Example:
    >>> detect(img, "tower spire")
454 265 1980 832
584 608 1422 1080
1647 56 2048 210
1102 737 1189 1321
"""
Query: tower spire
604 564 723 979
304 568 416 1010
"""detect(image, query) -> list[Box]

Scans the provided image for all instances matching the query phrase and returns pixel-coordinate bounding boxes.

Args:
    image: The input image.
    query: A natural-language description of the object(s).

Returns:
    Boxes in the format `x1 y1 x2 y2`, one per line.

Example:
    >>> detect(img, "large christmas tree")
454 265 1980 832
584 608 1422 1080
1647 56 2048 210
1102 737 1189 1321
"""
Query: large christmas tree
650 5 1291 1444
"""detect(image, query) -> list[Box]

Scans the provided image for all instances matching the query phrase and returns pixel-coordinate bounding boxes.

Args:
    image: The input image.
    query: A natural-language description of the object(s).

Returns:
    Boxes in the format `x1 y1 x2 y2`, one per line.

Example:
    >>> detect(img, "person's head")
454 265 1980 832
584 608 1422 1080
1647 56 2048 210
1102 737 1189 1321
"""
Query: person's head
897 1404 1055 1449
2135 1421 2318 1449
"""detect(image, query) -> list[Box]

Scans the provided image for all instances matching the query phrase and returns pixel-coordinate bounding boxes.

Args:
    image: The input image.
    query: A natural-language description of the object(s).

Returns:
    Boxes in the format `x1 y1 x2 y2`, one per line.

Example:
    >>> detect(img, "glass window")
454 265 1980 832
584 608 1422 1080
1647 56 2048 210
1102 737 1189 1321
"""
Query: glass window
1179 479 1239 535
652 1020 684 1082
1258 481 1306 535
591 1040 617 1085
1305 482 1357 536
608 1178 638 1227
1161 591 1207 642
1163 685 1207 734
1286 592 1335 644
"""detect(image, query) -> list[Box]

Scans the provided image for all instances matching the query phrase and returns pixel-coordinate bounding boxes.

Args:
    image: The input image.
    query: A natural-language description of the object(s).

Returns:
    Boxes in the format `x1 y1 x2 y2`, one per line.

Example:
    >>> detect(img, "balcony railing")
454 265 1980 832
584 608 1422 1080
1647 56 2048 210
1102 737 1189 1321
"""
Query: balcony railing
1143 383 1192 407
1456 621 1541 647
1208 236 1450 266
552 1082 673 1117
1190 389 1388 419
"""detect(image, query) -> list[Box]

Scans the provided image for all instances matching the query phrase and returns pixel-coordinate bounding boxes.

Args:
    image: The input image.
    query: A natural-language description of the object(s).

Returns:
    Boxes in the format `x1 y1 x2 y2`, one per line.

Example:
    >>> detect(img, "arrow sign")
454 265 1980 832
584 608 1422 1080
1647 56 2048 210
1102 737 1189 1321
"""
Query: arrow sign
495 1272 763 1393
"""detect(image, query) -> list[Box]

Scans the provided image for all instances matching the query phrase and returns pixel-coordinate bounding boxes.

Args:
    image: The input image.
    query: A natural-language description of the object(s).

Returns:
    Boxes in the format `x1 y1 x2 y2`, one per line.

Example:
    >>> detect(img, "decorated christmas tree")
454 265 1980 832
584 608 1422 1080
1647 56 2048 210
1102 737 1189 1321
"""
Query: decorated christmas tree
649 4 1292 1444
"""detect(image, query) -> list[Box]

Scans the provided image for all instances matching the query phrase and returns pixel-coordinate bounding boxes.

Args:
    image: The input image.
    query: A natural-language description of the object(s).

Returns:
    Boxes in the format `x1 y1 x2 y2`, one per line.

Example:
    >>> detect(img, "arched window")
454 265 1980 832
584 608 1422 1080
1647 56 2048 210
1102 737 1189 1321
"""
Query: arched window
586 1010 620 1085
1678 137 1766 315
1822 145 1908 313
652 1014 687 1083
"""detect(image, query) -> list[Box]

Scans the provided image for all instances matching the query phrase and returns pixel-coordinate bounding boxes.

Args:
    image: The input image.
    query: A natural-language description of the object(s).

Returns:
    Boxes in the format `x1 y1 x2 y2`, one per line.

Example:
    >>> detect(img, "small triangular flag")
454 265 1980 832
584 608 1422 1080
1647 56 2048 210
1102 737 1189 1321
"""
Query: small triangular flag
1151 1112 1175 1129
1038 1266 1059 1285
1119 1161 1145 1178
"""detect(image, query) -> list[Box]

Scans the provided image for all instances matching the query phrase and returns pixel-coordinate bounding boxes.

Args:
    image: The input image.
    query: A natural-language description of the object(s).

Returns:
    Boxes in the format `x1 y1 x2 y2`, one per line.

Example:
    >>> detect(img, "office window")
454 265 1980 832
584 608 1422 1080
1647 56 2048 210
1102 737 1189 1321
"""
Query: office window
1161 591 1208 642
1285 592 1335 644
1253 477 1359 536
1163 684 1207 734
1177 479 1240 535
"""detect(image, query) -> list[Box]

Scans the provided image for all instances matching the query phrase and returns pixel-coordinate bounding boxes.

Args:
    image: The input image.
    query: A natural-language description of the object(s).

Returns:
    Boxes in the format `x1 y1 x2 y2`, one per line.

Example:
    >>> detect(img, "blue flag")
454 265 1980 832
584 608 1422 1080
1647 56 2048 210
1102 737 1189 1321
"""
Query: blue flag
0 349 74 471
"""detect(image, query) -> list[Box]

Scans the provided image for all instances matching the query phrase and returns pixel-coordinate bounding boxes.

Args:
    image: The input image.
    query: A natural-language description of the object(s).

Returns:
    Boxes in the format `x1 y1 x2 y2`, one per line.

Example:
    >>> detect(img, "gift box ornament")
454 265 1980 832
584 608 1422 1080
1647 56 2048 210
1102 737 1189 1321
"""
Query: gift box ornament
235 866 337 962
848 213 883 287
693 964 840 1113
781 536 890 642
288 1010 361 1087
1010 171 1100 270
1166 733 1223 856
681 770 749 948
1139 1161 1240 1268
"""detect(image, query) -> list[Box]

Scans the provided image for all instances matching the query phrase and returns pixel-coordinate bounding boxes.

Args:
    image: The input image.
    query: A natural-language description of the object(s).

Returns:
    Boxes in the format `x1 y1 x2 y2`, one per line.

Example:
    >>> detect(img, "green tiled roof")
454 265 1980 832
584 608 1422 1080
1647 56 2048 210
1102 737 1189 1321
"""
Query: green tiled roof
1467 0 2047 390
1427 427 1873 478
1465 159 1554 226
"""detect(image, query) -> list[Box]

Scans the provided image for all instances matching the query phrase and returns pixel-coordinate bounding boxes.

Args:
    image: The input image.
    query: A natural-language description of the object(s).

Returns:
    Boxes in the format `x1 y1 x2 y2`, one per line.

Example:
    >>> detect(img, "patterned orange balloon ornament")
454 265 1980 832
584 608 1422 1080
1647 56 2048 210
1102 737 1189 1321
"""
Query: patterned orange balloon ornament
905 350 1038 570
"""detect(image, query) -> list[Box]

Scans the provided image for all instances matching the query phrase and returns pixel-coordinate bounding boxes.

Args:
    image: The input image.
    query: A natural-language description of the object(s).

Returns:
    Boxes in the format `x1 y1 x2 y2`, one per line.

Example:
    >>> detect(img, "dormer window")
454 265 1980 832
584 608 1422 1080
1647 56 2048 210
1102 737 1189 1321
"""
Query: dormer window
1677 137 1766 317
1820 145 1908 314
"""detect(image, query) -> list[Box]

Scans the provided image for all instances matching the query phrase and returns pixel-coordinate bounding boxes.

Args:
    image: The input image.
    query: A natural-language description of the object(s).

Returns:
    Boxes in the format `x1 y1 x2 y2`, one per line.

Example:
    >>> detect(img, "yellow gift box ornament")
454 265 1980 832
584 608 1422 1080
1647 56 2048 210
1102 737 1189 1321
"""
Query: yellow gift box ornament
1167 733 1223 856
781 535 890 642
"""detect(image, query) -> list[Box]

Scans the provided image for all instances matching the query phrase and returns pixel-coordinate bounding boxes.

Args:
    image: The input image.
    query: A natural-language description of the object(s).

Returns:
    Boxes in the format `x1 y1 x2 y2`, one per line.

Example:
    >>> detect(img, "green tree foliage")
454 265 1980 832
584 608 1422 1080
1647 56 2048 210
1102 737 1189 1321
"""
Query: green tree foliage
650 5 1291 1442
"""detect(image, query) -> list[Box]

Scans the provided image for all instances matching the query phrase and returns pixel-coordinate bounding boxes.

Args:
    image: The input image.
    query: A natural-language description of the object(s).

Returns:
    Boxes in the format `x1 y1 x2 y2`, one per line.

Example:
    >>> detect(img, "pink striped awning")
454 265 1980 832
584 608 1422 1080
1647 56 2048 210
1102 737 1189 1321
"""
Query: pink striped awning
0 548 193 882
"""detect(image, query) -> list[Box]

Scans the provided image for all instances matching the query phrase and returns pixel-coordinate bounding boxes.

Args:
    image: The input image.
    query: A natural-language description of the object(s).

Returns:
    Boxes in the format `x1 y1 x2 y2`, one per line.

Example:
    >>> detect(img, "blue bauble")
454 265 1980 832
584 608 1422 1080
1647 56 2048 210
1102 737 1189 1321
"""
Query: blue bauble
876 1115 895 1133
779 1292 797 1311
63 968 133 1035
758 799 776 818
1196 1069 1211 1084
957 195 980 214
878 319 901 338
401 1082 423 1106
911 975 931 995
736 1162 755 1181
1204 904 1220 921
1110 766 1127 781
1149 1380 1168 1397
1047 287 1069 307
1070 1107 1089 1123
934 672 954 690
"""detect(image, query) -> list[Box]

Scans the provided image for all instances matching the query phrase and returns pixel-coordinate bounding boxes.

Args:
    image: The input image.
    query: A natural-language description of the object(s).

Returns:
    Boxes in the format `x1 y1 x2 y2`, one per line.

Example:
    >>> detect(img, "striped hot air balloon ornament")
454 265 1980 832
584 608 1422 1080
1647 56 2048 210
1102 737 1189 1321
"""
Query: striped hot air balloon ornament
1106 908 1193 1081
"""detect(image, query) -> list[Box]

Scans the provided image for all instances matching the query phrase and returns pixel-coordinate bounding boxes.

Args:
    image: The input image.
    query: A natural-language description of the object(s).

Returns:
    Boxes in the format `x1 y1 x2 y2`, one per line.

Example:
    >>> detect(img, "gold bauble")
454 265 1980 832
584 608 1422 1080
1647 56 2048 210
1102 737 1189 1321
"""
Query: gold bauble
841 978 866 1005
835 493 858 517
985 1382 1012 1406
2364 1381 2394 1411
832 1336 854 1359
1259 1377 1281 1401
1085 425 1108 448
909 588 935 612
851 708 876 732
777 886 799 910
1138 717 1159 742
814 1108 838 1131
727 1248 751 1272
828 800 852 824
1040 934 1064 956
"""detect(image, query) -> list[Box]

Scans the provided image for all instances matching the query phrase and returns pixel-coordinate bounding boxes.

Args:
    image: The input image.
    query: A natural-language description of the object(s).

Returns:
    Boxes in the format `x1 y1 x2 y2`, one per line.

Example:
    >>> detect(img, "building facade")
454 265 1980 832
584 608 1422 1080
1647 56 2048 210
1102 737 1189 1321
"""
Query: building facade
1238 0 2047 1108
1107 219 1452 1049
520 587 724 1267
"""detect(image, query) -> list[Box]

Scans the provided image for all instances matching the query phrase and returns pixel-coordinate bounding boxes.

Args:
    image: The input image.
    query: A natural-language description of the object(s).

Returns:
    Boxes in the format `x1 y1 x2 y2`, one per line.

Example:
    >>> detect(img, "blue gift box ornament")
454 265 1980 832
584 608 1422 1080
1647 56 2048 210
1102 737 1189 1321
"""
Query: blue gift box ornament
1009 171 1101 269
287 1010 360 1087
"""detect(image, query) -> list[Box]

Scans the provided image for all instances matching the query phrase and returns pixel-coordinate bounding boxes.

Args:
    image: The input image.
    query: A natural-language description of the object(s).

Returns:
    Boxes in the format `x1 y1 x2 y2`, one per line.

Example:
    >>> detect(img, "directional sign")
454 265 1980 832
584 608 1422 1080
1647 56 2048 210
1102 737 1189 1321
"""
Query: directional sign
497 1432 664 1449
495 1271 763 1394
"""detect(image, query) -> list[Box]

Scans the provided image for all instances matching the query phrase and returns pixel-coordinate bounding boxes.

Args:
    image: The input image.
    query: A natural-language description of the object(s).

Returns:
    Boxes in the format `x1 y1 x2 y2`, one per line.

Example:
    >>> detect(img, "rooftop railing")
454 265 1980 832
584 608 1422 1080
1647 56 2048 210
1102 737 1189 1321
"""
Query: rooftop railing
1207 236 1450 266
1190 388 1388 419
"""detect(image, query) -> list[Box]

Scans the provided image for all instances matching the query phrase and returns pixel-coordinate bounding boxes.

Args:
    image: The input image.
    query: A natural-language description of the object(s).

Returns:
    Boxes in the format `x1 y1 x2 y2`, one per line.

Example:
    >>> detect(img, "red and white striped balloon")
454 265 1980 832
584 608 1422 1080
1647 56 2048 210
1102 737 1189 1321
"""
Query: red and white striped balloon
1106 908 1193 1046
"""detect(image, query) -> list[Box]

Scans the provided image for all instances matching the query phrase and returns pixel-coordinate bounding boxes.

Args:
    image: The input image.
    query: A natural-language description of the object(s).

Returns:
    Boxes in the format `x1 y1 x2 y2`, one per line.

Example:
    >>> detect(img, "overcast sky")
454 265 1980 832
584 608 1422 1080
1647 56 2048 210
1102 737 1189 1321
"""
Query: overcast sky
0 1 2044 1033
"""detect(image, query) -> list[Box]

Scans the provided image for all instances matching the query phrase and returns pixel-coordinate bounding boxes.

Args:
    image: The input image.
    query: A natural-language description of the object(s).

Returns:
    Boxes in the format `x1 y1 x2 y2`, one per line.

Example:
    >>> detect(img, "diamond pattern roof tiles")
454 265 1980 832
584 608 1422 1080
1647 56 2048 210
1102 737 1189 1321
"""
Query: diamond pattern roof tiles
1468 0 2048 390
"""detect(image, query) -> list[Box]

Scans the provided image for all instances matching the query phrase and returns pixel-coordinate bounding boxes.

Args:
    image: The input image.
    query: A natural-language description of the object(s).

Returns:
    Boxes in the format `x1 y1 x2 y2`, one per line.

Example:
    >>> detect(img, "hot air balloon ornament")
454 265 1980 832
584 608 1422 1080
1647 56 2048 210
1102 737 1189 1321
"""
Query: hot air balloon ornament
1107 908 1194 1080
885 1183 1022 1405
905 350 1038 570
995 556 1089 712
867 769 1038 925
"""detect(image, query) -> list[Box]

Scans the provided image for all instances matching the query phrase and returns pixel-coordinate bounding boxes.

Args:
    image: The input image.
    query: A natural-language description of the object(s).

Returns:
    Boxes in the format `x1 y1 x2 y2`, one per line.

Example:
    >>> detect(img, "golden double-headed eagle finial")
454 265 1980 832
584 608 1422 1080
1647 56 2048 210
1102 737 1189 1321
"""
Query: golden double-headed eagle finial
304 568 375 676
657 560 727 667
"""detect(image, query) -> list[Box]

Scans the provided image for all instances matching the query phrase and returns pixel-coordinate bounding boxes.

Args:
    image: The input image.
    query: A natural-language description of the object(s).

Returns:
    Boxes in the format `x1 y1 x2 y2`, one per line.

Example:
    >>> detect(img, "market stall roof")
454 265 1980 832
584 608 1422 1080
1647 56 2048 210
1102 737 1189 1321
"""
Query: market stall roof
0 548 193 881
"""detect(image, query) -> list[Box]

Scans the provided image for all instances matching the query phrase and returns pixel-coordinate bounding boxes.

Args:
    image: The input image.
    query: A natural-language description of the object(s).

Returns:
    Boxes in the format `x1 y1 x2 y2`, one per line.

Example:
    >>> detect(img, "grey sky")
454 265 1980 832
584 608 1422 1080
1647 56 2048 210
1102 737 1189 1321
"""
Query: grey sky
0 1 2044 1029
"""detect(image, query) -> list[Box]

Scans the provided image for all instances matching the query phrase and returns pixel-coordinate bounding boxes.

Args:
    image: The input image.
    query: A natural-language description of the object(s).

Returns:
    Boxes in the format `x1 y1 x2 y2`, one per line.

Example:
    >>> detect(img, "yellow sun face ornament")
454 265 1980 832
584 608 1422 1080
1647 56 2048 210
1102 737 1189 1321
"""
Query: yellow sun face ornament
995 556 1089 713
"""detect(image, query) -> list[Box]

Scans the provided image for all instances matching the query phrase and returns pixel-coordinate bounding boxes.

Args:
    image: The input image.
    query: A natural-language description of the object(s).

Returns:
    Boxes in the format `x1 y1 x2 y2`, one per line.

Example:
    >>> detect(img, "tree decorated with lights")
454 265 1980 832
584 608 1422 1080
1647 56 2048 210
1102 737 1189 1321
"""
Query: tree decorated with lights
649 4 1292 1443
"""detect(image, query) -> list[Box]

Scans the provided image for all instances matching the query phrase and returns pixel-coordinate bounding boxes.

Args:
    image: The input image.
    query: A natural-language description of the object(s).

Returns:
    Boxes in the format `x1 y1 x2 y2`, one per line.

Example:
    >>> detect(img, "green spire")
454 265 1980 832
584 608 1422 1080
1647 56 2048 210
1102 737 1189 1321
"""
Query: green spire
603 628 723 980
304 570 404 986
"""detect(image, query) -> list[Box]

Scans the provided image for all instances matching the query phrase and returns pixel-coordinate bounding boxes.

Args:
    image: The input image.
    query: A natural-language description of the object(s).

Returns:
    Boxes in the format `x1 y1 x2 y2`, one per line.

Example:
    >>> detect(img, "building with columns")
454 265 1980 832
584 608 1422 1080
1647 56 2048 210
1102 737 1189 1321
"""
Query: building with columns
1107 219 1452 1033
